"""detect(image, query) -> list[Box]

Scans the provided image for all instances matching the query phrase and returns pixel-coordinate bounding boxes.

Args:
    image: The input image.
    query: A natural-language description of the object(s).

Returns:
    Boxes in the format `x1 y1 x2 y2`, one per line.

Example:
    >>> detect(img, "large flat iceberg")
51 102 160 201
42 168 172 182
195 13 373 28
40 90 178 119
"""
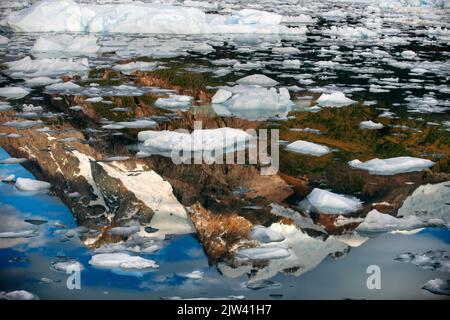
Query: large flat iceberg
4 0 306 35
138 128 252 158
348 156 434 175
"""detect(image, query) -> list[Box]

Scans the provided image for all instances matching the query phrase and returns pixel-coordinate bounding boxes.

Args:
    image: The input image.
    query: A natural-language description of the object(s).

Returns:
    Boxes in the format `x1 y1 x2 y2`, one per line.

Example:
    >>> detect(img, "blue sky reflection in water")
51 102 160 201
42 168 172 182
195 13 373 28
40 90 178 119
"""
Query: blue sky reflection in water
0 147 449 299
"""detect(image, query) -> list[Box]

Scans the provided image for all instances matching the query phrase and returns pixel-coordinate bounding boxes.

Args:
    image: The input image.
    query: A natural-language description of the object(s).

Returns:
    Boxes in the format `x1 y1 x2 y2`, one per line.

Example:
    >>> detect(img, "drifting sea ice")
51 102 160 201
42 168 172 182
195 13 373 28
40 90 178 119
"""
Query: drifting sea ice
0 35 8 44
89 253 158 270
285 140 332 157
299 188 363 215
250 225 285 243
5 56 89 79
0 86 30 99
24 77 61 87
51 260 83 272
0 157 26 164
0 290 37 300
235 246 292 262
316 92 356 107
15 177 51 192
359 120 384 129
422 279 450 296
32 35 99 54
0 230 37 238
154 95 193 111
108 226 140 237
398 181 450 227
4 0 307 35
178 270 204 280
211 89 232 104
138 127 251 157
348 156 434 175
235 74 278 87
395 250 450 273
356 209 443 234
2 120 42 128
113 61 160 74
211 85 293 120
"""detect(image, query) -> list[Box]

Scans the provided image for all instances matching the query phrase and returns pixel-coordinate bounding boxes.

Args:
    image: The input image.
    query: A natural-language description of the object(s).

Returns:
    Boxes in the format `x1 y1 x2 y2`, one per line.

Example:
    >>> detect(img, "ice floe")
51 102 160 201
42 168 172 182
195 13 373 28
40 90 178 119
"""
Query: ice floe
89 253 158 270
348 156 434 175
299 188 363 215
356 209 443 234
154 95 193 111
32 35 99 54
113 61 160 74
235 246 292 262
5 56 89 79
359 120 384 129
24 77 62 87
235 74 278 87
4 0 306 35
211 85 293 120
316 92 356 107
0 157 26 164
422 278 450 296
51 260 83 272
236 223 348 282
138 127 251 157
250 225 285 243
15 177 51 192
0 86 30 99
395 250 450 272
0 290 37 300
285 140 332 157
398 181 450 227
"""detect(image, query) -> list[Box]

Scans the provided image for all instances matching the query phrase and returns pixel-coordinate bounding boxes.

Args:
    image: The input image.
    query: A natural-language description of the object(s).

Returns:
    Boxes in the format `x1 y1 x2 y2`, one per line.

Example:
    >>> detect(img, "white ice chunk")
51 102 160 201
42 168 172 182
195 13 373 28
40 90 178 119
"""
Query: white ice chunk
0 86 30 99
32 35 99 54
0 157 27 164
356 209 442 234
24 77 62 87
154 95 193 111
422 279 450 296
316 92 356 107
0 290 37 300
15 177 51 192
250 225 285 243
236 246 291 261
211 88 232 104
6 56 89 79
108 226 140 237
348 156 434 175
398 181 450 227
4 1 305 35
302 188 363 215
285 140 332 157
89 253 158 270
236 74 278 87
113 61 159 74
138 127 251 156
359 120 384 129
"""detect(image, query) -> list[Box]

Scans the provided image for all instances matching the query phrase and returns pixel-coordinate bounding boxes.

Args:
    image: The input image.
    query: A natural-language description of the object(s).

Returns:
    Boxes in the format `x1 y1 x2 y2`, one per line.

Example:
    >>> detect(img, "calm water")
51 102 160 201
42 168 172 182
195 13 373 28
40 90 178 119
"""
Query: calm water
1 0 449 300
